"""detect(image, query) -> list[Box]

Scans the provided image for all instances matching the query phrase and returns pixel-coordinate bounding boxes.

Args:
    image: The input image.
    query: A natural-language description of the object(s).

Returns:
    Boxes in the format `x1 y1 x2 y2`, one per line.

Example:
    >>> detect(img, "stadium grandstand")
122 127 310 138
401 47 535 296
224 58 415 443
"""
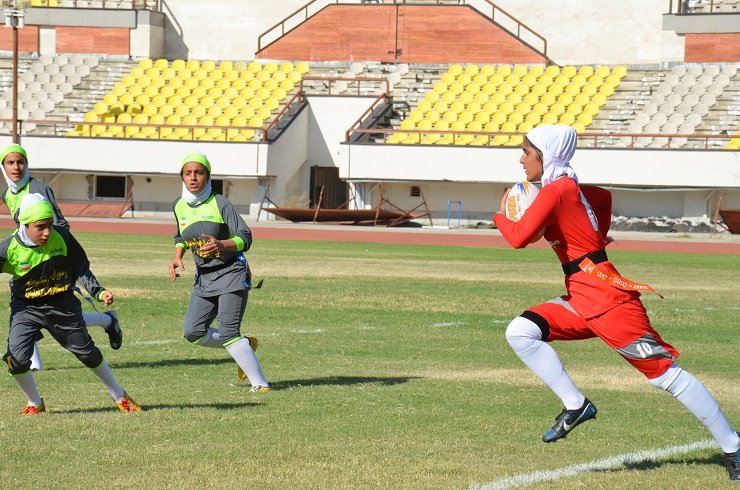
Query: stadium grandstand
0 0 738 226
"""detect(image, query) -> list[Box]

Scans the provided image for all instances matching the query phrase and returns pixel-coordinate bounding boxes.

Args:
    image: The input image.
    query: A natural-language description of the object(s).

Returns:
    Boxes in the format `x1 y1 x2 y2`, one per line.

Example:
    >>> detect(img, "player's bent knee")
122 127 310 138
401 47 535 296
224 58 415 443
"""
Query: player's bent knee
75 348 103 369
505 315 545 343
3 352 32 374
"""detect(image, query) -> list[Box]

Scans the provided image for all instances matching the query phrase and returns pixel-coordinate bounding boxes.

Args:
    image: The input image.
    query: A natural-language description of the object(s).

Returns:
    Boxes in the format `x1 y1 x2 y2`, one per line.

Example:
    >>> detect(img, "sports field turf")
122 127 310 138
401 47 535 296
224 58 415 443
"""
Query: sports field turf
0 230 737 489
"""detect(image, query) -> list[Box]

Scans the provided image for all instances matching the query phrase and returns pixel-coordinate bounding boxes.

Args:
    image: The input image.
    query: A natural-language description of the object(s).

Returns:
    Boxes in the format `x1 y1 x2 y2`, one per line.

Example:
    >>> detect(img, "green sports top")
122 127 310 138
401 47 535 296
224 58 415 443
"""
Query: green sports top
0 226 105 302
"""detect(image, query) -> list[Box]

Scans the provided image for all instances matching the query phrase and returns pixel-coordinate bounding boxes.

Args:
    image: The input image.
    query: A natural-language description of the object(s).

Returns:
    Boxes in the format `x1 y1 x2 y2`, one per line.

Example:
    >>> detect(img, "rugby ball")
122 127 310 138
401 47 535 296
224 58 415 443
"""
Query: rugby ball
505 181 540 222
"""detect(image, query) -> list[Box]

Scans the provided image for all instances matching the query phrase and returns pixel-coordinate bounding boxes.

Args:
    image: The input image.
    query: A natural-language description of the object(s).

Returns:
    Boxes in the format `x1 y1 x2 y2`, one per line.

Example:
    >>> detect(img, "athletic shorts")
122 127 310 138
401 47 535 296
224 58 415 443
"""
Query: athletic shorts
523 296 679 379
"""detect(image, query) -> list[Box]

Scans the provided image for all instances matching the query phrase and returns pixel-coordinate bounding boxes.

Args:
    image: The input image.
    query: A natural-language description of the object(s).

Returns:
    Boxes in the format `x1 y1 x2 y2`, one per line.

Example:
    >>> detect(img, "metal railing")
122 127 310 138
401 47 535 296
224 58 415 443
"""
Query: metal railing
464 0 548 60
345 127 736 149
25 1 160 10
1 118 268 141
257 0 548 61
667 0 736 14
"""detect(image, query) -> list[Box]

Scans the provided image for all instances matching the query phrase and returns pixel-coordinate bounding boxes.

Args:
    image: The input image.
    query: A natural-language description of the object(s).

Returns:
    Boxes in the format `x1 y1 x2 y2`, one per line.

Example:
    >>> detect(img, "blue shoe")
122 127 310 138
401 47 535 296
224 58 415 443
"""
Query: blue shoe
542 398 597 443
726 436 740 482
104 311 122 350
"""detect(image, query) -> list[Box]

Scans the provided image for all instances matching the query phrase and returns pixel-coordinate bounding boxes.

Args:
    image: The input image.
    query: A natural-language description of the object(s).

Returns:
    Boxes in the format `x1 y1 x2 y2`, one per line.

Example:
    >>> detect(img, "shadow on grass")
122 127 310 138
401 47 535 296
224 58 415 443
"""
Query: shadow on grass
50 401 260 414
39 357 237 371
598 454 725 473
270 375 419 390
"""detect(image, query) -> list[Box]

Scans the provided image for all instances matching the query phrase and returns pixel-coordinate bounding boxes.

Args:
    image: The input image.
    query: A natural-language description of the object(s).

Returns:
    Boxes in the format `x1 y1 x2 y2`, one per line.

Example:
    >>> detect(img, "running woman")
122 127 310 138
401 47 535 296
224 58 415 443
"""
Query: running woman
1 193 140 414
0 144 122 371
168 152 270 393
493 124 739 482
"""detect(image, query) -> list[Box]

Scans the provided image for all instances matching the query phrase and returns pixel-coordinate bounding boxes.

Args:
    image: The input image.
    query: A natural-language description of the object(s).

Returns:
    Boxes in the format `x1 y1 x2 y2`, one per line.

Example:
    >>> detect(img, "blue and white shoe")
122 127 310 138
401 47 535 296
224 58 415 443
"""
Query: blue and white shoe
542 398 597 443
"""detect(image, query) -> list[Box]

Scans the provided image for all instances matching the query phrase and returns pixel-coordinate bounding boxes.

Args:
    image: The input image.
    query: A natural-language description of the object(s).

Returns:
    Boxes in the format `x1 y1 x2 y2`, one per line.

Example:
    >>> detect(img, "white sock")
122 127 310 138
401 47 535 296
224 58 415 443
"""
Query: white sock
30 342 43 371
197 327 225 348
505 316 585 410
13 370 43 406
225 337 269 388
91 361 125 400
651 364 740 454
83 311 111 328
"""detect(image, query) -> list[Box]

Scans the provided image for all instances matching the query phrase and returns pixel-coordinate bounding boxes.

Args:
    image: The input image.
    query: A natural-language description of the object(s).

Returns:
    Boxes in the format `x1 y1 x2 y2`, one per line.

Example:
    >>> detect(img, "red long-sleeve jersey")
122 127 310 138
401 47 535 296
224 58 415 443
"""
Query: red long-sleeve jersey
494 178 640 318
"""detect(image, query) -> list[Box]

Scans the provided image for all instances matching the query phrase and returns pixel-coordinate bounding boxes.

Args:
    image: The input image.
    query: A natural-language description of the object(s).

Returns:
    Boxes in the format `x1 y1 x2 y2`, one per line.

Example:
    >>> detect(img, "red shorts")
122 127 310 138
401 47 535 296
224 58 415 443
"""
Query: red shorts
526 297 679 379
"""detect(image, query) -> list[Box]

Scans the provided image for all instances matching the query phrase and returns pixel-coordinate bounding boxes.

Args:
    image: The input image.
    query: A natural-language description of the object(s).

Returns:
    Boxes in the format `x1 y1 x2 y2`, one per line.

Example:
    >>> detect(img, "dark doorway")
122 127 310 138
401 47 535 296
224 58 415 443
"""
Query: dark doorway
310 166 347 209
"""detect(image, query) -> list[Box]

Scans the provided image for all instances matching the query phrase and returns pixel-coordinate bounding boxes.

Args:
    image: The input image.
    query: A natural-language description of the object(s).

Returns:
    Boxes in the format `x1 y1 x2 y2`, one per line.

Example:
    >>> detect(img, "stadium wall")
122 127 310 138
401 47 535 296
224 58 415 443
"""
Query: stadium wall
159 0 682 65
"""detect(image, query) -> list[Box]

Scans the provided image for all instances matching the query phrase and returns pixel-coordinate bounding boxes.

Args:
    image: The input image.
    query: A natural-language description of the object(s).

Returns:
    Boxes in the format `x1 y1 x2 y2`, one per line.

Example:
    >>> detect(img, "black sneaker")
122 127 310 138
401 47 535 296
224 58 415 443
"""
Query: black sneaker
726 438 740 482
542 398 597 443
104 311 122 350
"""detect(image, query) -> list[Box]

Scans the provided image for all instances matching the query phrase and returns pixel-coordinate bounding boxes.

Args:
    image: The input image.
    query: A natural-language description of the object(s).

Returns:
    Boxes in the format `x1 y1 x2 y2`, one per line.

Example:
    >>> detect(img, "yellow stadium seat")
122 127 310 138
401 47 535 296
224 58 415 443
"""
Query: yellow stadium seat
509 112 524 125
450 100 465 114
207 106 223 118
143 104 158 117
547 84 564 97
599 84 615 97
499 102 515 115
533 102 548 116
612 65 627 78
561 65 577 78
457 73 472 87
564 84 580 97
480 65 496 78
475 111 491 124
160 105 174 117
482 101 497 114
514 84 529 96
459 92 474 105
540 93 556 106
586 75 603 89
138 58 153 70
175 105 190 117
580 84 598 97
295 62 310 75
559 113 575 125
572 122 586 133
542 113 559 124
525 112 541 125
512 65 528 78
529 65 545 78
264 97 279 111
577 113 592 126
426 109 441 123
566 103 582 115
464 64 479 77
153 58 169 71
592 93 607 106
474 91 490 104
443 110 458 123
492 112 507 125
574 93 590 106
544 65 560 77
578 66 594 78
550 102 566 116
484 121 499 133
582 99 601 117
449 64 464 76
449 82 464 95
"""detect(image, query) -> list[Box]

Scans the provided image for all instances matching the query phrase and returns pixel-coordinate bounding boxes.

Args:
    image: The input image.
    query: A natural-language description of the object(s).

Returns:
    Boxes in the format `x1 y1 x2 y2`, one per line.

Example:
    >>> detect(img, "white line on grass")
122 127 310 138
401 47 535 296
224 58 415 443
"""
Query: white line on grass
471 438 717 490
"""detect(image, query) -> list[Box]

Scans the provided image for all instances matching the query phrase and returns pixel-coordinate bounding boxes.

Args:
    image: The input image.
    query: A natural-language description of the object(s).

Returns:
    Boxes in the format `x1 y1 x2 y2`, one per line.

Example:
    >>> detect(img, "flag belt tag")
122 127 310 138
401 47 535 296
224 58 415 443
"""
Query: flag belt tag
578 257 664 298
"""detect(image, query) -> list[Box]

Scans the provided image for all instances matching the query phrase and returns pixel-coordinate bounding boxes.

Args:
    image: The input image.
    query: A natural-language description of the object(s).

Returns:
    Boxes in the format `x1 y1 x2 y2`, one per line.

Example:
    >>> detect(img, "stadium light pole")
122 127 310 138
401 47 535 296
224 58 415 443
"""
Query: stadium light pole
3 0 25 144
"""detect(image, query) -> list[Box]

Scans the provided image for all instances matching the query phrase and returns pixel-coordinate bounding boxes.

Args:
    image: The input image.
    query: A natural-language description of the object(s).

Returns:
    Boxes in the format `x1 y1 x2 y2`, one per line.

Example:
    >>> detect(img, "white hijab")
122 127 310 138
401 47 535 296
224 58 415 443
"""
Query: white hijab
526 125 578 187
2 160 31 194
181 181 212 207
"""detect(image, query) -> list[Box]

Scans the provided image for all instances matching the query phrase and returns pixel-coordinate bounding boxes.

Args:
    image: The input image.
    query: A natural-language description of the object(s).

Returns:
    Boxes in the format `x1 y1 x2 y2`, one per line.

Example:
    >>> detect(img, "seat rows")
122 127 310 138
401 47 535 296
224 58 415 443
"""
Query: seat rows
67 58 309 141
630 64 737 148
386 64 626 146
0 54 98 133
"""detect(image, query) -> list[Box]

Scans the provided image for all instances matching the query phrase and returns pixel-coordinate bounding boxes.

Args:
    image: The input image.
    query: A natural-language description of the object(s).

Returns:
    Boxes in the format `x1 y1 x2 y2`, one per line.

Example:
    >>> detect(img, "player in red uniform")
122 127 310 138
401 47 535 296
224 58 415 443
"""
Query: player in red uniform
493 125 739 482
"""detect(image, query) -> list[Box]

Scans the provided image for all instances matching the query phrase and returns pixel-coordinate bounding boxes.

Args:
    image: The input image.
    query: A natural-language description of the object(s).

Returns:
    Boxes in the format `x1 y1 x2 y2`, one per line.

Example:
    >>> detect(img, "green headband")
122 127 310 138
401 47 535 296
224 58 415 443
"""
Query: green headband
0 144 28 165
181 152 211 174
19 200 54 225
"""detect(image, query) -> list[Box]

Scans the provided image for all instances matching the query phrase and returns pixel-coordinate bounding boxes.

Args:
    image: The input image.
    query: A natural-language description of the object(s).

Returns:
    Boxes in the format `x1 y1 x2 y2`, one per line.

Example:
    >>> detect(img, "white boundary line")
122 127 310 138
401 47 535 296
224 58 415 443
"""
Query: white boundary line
471 439 717 489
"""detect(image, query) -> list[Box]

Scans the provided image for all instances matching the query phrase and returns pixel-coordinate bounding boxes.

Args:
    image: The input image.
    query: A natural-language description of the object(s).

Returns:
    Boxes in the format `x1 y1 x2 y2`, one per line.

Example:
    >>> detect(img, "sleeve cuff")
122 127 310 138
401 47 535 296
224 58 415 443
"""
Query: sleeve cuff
96 290 107 301
232 236 245 251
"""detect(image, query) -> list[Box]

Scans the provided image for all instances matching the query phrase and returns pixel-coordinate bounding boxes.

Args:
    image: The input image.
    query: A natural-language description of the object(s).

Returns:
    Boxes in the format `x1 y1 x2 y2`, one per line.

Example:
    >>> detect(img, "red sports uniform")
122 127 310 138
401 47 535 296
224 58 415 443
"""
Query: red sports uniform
494 177 678 379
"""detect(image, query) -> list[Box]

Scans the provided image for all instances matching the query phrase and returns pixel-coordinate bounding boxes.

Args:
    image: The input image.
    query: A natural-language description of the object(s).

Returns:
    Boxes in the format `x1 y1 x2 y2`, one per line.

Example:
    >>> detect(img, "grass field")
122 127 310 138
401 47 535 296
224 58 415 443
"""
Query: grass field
0 230 737 489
